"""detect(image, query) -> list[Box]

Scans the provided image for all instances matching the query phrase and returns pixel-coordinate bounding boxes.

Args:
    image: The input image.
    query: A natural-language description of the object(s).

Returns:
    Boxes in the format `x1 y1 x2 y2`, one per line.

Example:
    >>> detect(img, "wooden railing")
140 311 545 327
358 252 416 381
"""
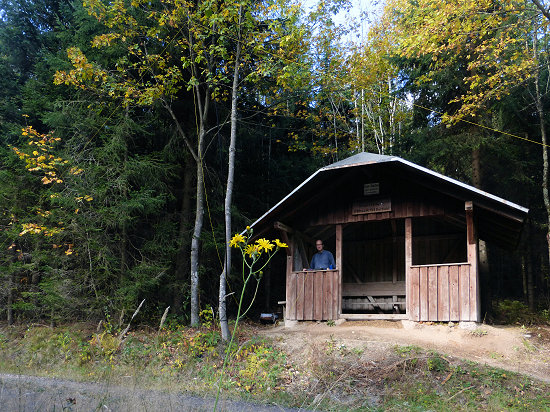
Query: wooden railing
286 270 341 321
408 263 477 322
342 281 406 297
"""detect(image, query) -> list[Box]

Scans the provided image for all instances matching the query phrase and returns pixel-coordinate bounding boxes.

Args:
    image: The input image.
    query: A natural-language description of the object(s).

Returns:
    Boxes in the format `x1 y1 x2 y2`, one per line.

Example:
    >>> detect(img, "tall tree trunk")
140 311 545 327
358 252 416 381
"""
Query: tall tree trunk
188 16 211 325
161 86 207 327
189 66 210 324
533 31 550 304
521 253 529 299
361 89 365 152
472 146 491 317
161 99 203 324
219 21 241 341
190 154 204 327
354 89 360 145
527 221 535 310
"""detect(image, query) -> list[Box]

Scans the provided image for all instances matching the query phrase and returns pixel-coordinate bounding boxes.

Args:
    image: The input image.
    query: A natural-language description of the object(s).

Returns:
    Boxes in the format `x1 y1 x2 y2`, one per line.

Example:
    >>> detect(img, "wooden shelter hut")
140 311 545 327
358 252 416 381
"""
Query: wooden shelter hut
250 152 528 322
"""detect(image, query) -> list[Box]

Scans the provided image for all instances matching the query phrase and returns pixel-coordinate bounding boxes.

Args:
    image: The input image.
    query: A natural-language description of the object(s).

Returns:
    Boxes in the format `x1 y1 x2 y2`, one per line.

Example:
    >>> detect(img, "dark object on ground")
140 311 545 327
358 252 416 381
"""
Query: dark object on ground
260 313 280 324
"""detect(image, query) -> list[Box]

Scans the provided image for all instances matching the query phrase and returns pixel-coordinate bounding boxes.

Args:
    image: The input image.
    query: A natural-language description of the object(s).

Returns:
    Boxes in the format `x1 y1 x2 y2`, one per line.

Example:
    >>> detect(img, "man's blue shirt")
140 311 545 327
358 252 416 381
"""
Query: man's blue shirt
310 250 336 270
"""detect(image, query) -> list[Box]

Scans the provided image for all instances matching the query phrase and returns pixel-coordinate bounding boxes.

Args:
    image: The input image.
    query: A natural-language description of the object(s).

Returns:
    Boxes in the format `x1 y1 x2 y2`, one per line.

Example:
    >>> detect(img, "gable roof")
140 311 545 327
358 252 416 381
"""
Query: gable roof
250 152 528 249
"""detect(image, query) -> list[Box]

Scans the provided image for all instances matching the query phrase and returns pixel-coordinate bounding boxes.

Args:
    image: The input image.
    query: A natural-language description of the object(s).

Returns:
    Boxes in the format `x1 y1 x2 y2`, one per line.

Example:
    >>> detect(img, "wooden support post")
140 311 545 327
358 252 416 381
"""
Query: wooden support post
275 226 292 258
274 221 294 234
336 224 343 317
465 201 480 322
391 220 398 284
405 218 412 318
285 237 295 320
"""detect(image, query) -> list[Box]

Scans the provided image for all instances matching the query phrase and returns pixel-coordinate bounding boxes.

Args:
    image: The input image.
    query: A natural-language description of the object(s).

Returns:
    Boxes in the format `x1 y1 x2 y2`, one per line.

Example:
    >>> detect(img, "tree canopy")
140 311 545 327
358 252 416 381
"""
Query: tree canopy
1 0 549 325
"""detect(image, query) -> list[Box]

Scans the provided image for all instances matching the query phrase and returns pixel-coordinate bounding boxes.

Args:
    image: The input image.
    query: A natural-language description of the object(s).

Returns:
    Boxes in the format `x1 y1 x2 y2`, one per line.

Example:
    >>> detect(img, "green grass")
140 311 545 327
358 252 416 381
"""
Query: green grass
0 322 549 411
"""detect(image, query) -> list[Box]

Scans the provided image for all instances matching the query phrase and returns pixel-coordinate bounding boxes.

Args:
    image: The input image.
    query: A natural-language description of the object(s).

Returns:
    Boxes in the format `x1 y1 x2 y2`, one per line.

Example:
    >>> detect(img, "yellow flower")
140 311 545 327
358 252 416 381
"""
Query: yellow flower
256 238 274 252
244 244 258 256
274 239 288 248
229 233 246 248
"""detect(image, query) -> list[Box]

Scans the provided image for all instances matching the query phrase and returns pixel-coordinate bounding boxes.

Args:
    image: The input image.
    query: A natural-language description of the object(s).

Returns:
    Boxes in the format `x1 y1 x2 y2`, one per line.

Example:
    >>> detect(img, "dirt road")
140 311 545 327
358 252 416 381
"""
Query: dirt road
0 373 300 412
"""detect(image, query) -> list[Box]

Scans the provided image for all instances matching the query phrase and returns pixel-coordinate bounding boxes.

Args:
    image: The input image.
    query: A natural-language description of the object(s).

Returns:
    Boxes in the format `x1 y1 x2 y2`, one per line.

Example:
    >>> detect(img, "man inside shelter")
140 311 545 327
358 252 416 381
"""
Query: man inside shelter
310 239 336 270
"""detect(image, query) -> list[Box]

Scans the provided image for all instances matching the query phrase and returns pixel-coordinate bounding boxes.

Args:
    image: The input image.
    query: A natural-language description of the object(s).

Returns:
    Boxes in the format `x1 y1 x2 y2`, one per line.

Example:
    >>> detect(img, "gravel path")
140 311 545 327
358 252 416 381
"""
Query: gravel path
0 373 302 412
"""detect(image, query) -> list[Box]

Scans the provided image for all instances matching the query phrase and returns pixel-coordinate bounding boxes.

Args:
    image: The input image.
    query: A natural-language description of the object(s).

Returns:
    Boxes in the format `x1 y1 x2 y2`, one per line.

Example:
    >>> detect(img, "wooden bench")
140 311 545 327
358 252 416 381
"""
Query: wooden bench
342 281 406 312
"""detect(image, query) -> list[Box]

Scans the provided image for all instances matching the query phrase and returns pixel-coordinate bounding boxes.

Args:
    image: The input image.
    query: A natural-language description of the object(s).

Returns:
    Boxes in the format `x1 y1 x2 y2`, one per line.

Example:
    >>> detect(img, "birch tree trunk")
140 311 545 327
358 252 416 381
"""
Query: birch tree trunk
219 30 241 341
161 101 202 323
190 153 204 327
190 87 209 327
533 38 550 296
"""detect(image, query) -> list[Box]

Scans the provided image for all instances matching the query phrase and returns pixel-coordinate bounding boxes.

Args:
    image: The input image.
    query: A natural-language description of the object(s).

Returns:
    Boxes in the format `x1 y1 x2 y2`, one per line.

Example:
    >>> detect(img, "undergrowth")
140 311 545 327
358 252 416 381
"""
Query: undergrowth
0 321 549 411
0 320 288 400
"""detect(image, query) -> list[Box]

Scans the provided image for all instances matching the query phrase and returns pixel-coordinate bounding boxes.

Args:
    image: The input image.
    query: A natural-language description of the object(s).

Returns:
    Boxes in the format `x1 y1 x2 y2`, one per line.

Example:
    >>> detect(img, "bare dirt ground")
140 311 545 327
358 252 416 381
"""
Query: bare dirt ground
259 320 550 383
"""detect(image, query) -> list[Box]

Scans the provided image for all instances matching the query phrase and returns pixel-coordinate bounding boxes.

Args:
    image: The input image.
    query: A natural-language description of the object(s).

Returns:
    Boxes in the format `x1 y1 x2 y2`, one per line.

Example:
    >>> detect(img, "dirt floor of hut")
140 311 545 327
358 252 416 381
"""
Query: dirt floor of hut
258 320 550 383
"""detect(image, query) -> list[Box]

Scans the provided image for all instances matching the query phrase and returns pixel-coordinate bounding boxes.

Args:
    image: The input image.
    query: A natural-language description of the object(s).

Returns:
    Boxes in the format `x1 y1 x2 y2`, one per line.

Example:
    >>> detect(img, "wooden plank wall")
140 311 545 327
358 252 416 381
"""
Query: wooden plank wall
408 263 477 321
413 235 465 266
286 270 341 320
308 197 449 226
344 239 405 283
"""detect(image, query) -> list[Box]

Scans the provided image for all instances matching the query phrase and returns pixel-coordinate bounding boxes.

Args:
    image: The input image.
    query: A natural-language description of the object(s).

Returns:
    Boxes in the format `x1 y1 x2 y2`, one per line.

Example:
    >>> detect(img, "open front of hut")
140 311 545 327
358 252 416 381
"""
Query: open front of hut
250 153 528 323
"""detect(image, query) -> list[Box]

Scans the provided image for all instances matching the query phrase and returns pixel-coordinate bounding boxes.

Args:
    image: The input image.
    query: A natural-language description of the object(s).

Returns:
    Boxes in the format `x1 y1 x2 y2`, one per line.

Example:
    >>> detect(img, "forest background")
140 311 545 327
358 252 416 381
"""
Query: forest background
1 0 550 329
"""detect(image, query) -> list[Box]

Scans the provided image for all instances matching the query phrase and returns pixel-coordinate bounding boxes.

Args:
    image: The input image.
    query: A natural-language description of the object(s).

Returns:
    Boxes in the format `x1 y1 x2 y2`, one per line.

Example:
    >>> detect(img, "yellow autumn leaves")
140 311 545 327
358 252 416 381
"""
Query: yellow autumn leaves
13 124 93 258
12 126 67 184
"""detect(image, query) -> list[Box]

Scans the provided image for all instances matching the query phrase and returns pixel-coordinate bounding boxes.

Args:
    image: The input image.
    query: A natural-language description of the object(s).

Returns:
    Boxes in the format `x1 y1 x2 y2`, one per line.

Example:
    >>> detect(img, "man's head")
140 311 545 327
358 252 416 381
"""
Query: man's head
315 240 324 252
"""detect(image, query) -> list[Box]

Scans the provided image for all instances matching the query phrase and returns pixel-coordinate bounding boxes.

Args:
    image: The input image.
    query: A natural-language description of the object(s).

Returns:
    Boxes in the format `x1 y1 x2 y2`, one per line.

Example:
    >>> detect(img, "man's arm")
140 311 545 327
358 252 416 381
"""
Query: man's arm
329 251 336 268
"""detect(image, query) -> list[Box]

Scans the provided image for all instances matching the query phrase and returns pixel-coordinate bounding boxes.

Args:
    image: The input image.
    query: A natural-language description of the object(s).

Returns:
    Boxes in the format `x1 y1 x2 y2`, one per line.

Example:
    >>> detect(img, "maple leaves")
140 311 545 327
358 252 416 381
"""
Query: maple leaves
55 0 193 108
11 125 93 256
13 126 66 184
12 126 87 188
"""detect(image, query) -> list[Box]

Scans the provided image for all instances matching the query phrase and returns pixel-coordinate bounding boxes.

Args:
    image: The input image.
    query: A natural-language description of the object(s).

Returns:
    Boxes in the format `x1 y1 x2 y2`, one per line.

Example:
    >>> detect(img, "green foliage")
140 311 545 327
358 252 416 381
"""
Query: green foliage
199 305 215 329
233 339 286 393
426 353 448 372
88 331 120 362
495 300 537 325
394 345 423 356
0 0 549 328
184 330 221 359
470 328 488 337
1 323 550 411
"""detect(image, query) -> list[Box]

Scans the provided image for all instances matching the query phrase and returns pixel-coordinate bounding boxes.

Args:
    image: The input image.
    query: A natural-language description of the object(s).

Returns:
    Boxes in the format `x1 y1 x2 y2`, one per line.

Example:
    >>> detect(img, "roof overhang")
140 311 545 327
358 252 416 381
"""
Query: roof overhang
250 152 528 250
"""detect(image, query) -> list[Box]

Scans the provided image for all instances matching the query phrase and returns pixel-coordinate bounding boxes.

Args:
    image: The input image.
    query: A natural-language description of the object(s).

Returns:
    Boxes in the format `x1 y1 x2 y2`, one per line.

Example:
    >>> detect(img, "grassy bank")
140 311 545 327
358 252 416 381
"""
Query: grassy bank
0 321 549 411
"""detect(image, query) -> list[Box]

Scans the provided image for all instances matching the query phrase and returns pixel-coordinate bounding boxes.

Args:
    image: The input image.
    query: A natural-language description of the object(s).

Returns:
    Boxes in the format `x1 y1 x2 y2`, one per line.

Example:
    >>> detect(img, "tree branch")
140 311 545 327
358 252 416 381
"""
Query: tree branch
531 0 550 22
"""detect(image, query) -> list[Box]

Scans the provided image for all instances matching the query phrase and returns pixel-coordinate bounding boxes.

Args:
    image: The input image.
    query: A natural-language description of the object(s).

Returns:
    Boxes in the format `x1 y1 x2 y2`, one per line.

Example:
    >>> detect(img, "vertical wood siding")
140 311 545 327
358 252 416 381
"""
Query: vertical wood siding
308 197 450 226
408 263 477 321
286 270 341 320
